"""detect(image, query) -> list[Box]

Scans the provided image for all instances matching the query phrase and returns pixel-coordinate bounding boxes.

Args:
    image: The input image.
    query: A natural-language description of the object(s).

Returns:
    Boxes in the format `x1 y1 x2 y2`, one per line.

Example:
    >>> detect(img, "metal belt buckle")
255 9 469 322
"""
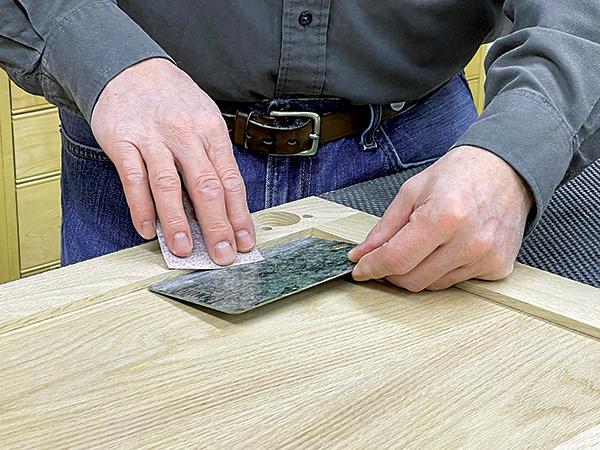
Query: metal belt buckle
268 110 321 156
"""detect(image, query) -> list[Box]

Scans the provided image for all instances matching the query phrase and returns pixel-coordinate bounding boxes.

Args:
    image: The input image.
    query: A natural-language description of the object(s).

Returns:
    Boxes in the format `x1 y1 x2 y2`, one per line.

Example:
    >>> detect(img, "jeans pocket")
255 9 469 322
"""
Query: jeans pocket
376 74 479 170
60 127 111 162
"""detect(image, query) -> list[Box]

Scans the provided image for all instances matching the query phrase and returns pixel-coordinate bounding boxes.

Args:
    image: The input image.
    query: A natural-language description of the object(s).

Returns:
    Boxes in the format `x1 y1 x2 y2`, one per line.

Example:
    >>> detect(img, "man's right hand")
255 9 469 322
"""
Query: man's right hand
90 58 255 265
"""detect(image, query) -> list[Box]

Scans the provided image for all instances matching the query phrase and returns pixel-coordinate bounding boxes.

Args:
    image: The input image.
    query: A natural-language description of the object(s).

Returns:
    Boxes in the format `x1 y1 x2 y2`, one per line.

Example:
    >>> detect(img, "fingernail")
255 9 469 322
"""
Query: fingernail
141 221 156 239
214 241 236 265
347 247 357 261
352 266 365 281
173 232 192 256
235 230 254 252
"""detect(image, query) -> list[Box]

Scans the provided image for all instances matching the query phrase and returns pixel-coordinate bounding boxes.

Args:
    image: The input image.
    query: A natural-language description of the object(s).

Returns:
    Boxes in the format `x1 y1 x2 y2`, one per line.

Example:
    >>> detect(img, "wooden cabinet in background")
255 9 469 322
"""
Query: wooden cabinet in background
12 109 62 182
464 45 487 113
0 72 61 283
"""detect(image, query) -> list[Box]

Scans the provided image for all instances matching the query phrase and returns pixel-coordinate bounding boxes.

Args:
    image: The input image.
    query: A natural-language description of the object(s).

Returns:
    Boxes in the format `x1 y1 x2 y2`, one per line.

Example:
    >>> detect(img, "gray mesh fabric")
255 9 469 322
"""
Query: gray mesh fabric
320 160 600 288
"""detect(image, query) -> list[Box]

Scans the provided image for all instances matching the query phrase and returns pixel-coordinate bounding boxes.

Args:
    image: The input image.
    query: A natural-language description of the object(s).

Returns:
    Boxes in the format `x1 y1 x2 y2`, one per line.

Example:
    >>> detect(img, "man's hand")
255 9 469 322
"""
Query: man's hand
90 58 255 265
349 146 534 291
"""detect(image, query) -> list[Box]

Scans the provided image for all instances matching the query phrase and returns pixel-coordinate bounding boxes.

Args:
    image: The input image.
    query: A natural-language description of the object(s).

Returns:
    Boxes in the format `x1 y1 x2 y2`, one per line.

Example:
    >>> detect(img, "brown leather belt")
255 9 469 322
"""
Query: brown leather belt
220 101 417 156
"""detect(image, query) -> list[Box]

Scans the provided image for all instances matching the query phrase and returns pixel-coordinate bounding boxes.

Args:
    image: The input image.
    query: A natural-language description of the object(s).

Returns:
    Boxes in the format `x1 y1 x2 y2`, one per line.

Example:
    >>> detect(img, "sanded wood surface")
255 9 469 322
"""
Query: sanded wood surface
554 424 600 449
459 266 600 340
2 279 600 449
1 196 599 449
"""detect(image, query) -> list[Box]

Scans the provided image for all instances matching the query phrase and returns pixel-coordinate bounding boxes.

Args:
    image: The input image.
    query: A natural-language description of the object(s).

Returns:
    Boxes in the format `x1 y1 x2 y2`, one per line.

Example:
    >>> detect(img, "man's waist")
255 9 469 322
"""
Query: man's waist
217 97 418 156
59 96 422 157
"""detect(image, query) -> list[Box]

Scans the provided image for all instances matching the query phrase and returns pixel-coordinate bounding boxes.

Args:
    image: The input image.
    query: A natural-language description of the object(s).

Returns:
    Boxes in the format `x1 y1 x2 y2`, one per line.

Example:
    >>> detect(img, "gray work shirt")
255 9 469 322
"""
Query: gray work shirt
1 0 599 227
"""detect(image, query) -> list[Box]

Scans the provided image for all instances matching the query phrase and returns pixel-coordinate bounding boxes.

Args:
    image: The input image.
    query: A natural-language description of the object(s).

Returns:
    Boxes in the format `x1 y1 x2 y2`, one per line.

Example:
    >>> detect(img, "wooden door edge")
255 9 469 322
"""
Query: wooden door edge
457 264 600 341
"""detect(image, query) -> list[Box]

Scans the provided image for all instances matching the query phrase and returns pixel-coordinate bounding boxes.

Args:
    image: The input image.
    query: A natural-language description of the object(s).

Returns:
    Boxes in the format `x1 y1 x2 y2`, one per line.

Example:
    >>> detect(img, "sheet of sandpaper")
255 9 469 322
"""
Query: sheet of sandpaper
156 193 264 270
149 237 357 314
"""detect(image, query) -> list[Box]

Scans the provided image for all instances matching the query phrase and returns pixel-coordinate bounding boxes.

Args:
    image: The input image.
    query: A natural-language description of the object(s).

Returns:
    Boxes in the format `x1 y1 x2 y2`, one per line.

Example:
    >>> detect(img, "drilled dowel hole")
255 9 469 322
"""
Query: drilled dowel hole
255 211 301 227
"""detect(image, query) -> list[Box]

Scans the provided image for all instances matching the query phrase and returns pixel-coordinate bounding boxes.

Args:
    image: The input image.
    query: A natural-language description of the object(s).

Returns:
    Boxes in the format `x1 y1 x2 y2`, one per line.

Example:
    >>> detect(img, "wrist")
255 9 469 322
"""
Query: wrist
450 145 535 213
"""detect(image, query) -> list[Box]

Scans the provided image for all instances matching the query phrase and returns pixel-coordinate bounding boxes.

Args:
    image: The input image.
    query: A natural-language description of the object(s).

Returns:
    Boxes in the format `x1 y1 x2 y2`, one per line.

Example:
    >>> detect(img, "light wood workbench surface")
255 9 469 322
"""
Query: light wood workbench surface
1 197 599 449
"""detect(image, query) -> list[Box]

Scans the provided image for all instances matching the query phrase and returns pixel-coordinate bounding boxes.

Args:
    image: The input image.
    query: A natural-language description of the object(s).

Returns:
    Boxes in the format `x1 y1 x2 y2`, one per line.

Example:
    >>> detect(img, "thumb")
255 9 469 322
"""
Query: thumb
349 178 421 261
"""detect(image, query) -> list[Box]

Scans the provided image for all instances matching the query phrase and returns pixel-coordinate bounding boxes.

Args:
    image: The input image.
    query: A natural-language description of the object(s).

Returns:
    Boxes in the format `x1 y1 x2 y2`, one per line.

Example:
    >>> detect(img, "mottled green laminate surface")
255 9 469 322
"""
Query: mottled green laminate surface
149 238 357 313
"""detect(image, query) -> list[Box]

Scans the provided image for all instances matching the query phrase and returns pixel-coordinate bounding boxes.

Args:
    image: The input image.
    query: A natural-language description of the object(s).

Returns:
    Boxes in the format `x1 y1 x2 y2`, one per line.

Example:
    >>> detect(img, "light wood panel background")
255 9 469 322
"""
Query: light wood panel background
12 108 61 182
16 176 62 273
0 71 61 283
10 82 50 114
0 73 20 283
465 45 487 113
0 197 599 449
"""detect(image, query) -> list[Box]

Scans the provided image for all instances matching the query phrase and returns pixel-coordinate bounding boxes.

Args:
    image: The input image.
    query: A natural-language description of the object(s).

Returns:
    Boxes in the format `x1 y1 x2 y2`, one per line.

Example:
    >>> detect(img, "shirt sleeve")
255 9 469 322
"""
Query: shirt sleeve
0 0 172 121
453 0 600 231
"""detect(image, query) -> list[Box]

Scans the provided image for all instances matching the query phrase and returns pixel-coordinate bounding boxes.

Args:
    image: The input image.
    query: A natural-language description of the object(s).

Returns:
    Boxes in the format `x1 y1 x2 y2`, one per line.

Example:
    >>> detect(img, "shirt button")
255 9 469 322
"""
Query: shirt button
298 11 313 26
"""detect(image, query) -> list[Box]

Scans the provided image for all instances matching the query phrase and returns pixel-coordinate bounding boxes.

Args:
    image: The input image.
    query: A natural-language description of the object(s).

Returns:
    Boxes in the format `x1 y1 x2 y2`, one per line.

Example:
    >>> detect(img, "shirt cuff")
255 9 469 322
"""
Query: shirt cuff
41 1 173 122
453 89 574 234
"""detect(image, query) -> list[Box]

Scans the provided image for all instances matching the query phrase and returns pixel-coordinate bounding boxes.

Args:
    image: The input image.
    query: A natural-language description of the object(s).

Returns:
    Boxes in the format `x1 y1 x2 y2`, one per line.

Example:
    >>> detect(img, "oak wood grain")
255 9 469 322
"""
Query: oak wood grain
311 207 600 341
1 196 599 448
458 266 600 340
554 424 600 449
1 279 599 449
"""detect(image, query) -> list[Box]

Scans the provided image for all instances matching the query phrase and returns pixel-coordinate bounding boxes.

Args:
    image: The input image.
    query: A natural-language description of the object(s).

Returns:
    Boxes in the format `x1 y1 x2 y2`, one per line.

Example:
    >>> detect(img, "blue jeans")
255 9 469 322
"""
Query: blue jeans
60 73 478 265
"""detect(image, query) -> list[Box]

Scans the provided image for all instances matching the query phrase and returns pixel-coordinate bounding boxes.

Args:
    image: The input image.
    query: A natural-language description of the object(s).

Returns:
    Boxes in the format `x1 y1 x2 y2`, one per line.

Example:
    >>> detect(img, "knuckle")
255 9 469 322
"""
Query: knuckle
367 220 388 240
465 234 496 258
120 167 147 187
401 277 426 293
166 111 196 136
487 259 514 280
436 203 469 230
220 171 246 195
202 114 229 140
161 214 187 230
485 252 507 270
426 282 445 292
202 222 232 237
190 174 224 197
382 246 414 275
400 176 420 195
152 169 180 191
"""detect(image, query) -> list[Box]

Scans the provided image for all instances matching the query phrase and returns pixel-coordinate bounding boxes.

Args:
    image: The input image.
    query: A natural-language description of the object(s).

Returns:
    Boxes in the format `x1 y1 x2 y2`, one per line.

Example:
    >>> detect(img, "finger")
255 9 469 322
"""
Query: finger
352 213 446 282
204 130 255 252
425 255 514 291
108 142 156 240
425 266 478 291
142 147 192 257
349 179 421 262
179 149 237 266
380 244 470 292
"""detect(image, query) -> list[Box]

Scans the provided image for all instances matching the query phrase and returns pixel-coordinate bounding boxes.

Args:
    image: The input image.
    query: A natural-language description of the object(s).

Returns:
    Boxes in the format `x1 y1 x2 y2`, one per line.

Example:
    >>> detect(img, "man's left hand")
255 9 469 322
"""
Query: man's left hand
349 145 534 291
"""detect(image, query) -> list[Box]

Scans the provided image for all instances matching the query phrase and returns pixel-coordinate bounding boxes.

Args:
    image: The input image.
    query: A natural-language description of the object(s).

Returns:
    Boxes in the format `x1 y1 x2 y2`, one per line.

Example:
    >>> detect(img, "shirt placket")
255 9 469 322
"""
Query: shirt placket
275 0 332 98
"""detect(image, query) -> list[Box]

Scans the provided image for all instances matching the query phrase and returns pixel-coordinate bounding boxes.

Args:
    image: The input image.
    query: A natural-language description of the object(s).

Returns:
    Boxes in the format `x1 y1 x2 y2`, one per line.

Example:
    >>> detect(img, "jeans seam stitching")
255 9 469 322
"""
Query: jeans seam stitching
61 130 110 162
376 128 404 171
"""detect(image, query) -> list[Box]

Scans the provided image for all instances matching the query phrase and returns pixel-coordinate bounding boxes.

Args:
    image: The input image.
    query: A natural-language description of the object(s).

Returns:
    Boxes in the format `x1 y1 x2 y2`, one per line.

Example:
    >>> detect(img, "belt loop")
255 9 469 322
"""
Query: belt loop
360 104 382 151
233 110 250 148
